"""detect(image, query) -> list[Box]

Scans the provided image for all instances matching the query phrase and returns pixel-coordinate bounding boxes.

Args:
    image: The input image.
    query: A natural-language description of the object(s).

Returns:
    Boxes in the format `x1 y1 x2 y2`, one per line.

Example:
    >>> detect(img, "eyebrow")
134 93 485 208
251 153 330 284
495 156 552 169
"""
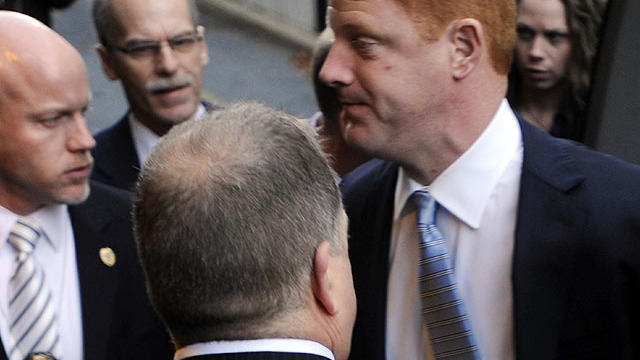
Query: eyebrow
31 102 90 118
516 23 569 35
123 30 197 45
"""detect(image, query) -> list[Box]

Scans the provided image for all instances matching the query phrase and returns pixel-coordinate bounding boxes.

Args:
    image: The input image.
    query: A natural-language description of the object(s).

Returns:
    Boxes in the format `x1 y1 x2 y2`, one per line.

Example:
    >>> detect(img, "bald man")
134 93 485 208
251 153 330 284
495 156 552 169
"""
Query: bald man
0 12 171 360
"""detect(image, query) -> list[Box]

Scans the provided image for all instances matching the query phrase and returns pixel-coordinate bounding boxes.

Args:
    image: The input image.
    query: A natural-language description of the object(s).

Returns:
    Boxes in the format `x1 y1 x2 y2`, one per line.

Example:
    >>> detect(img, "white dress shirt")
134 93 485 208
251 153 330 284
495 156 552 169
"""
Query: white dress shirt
386 100 523 359
129 104 207 166
0 204 83 359
174 338 335 360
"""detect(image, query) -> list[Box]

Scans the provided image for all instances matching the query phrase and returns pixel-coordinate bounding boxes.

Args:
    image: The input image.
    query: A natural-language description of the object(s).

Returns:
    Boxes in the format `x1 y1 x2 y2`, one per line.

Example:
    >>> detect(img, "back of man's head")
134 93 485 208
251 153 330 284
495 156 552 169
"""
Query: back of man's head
134 102 355 354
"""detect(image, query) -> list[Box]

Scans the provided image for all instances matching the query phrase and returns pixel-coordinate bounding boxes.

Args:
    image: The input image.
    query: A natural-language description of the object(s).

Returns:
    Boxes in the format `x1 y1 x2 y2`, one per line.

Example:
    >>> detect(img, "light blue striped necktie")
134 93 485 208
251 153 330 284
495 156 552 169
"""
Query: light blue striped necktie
7 218 62 360
411 190 480 360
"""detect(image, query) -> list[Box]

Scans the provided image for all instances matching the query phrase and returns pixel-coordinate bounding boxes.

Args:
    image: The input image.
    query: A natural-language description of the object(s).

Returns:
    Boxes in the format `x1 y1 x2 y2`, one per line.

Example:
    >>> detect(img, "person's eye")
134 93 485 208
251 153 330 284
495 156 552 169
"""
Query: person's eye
39 114 68 128
351 38 379 58
127 43 159 56
169 36 197 51
516 27 534 41
547 32 569 45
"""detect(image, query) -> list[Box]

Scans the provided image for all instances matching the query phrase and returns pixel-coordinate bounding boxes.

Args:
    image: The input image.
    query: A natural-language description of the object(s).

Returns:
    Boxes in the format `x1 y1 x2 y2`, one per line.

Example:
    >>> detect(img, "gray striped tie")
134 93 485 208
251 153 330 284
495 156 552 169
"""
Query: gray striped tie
411 190 480 359
7 218 61 360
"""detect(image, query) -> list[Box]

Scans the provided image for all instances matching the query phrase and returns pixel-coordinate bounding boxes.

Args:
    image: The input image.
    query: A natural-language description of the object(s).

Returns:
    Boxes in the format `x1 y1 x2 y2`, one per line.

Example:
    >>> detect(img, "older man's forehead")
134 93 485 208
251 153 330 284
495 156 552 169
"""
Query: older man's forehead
109 0 195 40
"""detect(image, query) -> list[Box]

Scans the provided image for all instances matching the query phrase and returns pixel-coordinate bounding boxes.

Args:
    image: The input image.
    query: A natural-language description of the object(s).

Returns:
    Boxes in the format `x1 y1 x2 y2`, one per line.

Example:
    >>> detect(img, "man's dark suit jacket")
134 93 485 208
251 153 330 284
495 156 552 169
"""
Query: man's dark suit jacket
341 119 640 360
183 352 331 360
0 181 173 360
91 104 217 191
0 0 75 26
91 113 140 191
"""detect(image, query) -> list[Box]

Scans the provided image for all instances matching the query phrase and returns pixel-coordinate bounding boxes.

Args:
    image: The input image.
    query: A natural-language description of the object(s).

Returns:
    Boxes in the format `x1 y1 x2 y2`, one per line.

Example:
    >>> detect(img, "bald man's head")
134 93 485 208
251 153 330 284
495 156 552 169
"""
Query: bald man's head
0 12 87 101
0 11 96 215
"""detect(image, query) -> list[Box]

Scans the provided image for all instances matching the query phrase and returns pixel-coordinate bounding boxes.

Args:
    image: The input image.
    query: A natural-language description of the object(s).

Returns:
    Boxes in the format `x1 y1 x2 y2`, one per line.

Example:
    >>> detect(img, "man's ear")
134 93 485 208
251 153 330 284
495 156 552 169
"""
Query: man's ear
311 241 337 315
96 44 121 81
196 25 210 66
448 18 483 80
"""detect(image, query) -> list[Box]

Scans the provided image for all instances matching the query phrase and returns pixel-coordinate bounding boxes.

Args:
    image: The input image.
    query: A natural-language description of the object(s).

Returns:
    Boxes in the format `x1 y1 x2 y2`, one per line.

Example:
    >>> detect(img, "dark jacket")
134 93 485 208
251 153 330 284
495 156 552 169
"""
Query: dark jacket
342 118 640 359
0 0 75 26
0 181 173 360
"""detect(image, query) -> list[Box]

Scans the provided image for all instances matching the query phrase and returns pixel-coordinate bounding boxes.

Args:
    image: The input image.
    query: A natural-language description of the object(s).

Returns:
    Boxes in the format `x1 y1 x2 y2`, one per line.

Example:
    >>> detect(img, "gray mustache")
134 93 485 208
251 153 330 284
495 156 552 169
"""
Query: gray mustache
146 75 194 93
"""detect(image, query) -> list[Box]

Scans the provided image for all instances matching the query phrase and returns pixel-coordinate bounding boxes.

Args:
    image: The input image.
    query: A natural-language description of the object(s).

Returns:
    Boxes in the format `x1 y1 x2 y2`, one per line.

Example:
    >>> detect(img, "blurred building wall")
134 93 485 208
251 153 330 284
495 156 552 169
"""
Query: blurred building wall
238 0 316 32
199 0 319 48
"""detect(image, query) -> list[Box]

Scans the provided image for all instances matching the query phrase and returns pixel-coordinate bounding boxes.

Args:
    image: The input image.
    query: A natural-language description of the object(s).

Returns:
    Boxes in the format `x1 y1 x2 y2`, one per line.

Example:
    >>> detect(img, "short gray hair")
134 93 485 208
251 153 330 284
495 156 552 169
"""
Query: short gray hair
92 0 200 45
134 102 344 345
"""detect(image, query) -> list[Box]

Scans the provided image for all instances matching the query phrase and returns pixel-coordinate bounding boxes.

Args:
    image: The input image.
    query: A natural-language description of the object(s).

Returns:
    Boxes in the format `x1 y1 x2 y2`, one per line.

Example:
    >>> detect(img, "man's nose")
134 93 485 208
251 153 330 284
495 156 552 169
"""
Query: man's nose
319 41 354 88
154 43 180 75
67 113 96 152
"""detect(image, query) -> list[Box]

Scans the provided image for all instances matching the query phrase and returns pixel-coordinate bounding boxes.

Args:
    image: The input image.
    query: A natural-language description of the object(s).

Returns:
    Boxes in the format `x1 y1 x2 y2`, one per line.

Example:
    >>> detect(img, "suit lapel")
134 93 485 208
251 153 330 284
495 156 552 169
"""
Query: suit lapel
69 196 119 359
343 160 398 359
0 338 6 360
513 119 586 359
92 114 141 190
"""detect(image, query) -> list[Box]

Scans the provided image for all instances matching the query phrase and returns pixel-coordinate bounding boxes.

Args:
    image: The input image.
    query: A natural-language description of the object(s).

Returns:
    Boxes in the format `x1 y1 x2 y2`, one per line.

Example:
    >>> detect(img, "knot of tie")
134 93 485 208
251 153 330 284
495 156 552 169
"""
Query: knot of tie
411 190 437 226
8 218 42 256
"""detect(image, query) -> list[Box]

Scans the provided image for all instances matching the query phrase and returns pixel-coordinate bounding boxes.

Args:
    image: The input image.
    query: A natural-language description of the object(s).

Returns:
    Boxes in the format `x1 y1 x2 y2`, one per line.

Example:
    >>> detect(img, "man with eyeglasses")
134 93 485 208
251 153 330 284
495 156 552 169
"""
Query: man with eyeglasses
91 0 214 191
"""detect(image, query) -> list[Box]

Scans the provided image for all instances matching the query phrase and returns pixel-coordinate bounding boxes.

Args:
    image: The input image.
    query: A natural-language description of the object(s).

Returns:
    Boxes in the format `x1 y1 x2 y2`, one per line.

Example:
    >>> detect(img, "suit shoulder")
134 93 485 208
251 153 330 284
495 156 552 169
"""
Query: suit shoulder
93 115 129 150
341 159 394 193
72 181 133 225
566 141 640 193
340 159 397 208
522 121 640 198
89 180 133 205
92 115 132 167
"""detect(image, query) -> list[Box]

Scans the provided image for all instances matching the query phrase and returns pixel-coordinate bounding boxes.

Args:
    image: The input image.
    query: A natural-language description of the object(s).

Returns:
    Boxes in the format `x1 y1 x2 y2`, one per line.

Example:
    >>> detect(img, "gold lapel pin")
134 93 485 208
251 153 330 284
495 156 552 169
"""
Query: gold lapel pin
99 247 116 267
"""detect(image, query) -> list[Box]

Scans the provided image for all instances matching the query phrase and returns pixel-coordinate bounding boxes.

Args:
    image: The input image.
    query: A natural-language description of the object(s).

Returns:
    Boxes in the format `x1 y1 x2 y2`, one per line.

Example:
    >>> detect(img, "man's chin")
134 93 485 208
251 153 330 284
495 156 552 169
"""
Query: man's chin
57 184 91 205
154 106 199 126
342 125 374 153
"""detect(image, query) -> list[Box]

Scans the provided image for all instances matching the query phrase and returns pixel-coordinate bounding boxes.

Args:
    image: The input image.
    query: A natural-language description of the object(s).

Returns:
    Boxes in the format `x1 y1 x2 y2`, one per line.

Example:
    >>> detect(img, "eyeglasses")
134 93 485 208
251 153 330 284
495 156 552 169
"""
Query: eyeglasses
108 31 203 60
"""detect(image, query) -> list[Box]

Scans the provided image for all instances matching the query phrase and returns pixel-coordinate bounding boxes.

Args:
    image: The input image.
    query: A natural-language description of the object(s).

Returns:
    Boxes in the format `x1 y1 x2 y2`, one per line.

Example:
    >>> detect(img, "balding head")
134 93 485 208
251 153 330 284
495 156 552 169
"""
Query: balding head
0 11 87 103
0 11 95 215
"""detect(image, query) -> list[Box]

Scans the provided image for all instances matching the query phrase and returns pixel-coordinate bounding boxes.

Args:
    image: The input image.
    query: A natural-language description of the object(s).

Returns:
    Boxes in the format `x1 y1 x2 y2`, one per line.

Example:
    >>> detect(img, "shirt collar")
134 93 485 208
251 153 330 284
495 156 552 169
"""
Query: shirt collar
174 338 335 360
395 99 522 229
129 104 207 165
0 204 69 251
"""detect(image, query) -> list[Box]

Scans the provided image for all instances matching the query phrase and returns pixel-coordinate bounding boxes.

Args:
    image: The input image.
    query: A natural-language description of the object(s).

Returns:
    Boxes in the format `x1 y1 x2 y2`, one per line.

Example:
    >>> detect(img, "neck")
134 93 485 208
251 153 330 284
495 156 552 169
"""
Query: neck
515 82 568 132
0 184 43 216
131 109 197 137
399 79 507 185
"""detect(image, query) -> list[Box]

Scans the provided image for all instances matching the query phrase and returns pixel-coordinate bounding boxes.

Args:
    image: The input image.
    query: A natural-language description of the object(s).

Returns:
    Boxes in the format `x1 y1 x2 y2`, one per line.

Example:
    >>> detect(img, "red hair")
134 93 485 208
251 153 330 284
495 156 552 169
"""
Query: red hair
393 0 516 75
